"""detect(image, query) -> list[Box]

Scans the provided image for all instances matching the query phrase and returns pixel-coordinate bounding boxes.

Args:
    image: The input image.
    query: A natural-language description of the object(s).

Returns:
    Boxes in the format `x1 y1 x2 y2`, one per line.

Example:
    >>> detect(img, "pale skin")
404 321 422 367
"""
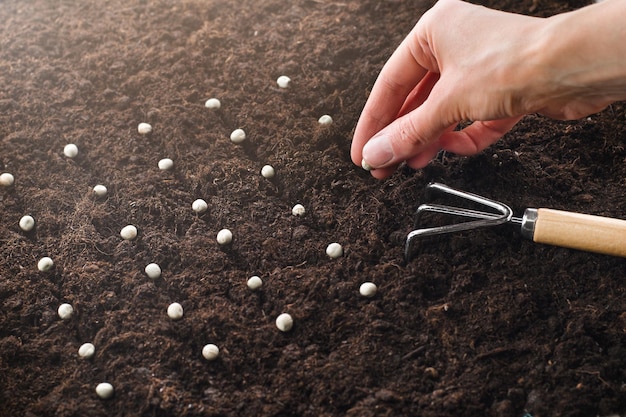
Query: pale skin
351 0 626 179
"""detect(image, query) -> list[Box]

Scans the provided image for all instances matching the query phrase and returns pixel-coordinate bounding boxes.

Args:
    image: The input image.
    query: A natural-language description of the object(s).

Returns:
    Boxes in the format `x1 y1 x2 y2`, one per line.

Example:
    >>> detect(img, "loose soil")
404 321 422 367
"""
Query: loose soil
1 0 624 416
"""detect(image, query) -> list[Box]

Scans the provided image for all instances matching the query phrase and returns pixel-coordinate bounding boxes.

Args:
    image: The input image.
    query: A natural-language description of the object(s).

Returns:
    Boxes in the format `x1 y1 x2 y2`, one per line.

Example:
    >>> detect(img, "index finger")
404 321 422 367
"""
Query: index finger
351 30 430 166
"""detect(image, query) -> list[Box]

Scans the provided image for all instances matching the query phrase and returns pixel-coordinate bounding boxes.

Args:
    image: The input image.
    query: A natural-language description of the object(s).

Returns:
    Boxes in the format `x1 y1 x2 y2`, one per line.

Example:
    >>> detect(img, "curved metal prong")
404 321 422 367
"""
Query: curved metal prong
405 183 513 260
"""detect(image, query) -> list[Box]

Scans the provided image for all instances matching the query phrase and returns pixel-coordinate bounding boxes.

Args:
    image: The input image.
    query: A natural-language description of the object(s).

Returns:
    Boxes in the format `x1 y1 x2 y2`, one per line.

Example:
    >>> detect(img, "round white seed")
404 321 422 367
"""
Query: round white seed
95 382 114 400
120 225 138 240
216 229 233 245
138 122 152 135
291 204 305 216
78 342 95 359
192 199 208 214
37 257 54 272
230 128 246 144
93 184 108 198
326 242 343 259
318 115 333 125
63 143 79 158
19 215 35 232
276 313 293 332
202 343 220 361
144 263 161 279
158 158 174 171
260 165 275 178
0 172 14 187
58 303 74 320
361 159 373 171
359 282 378 298
167 302 184 320
247 275 263 291
291 204 306 216
276 75 291 88
204 98 221 109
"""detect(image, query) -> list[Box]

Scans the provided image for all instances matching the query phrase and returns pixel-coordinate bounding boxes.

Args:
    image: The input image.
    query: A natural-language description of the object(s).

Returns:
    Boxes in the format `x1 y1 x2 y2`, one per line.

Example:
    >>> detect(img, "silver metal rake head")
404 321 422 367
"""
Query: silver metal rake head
405 183 514 260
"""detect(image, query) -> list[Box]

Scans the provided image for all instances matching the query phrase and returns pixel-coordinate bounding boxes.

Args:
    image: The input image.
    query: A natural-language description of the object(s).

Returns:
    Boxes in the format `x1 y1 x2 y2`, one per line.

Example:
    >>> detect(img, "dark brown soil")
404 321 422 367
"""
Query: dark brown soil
1 0 624 416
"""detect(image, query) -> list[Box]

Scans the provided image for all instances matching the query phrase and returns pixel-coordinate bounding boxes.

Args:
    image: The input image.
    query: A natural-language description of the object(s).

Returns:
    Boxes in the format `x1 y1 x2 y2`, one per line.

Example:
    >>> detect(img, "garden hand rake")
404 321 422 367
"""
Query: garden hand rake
405 182 626 260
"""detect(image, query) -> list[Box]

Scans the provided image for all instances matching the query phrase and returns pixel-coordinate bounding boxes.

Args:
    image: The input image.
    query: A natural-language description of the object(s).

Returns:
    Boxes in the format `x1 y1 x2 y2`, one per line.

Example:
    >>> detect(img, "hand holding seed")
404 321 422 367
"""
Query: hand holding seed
351 0 626 178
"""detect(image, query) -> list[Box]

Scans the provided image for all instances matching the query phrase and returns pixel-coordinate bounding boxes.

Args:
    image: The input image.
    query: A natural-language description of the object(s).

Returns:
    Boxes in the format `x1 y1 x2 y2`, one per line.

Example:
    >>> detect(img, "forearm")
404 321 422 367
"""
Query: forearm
530 0 626 117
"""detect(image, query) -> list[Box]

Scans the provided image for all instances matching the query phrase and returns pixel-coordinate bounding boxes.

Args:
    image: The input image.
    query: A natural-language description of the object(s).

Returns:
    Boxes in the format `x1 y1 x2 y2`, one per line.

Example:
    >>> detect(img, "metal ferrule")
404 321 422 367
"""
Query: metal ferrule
520 208 538 240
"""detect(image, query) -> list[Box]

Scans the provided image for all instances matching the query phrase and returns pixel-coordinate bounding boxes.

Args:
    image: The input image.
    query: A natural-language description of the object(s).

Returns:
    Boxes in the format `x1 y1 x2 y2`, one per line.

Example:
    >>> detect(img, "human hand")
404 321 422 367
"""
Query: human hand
351 0 623 178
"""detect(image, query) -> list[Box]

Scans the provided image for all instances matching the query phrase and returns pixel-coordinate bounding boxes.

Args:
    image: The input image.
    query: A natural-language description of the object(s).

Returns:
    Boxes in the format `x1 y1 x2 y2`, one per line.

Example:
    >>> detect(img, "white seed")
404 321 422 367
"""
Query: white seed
167 302 184 320
93 184 108 198
359 282 378 298
247 275 263 290
216 228 233 245
230 128 246 144
276 75 291 88
276 313 293 332
120 225 138 240
361 159 372 171
318 115 333 125
19 215 35 232
138 122 152 135
57 303 74 320
95 382 114 399
291 204 305 216
144 263 161 279
78 342 95 359
158 158 174 171
326 242 343 259
192 199 208 213
0 172 14 187
260 165 275 178
63 143 79 158
204 98 221 109
202 343 220 361
37 257 54 272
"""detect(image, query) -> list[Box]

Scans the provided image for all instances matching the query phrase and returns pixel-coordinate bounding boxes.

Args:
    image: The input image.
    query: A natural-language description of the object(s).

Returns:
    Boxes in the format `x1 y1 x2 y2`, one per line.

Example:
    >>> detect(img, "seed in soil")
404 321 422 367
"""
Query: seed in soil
63 143 79 158
204 98 221 109
0 172 14 187
120 225 138 240
95 382 114 400
359 282 377 298
261 165 275 178
78 343 95 359
137 122 152 135
276 75 291 88
202 344 220 361
19 215 35 232
217 229 233 245
37 257 54 272
276 313 293 332
167 302 184 320
326 242 343 258
192 199 208 213
144 263 161 279
292 204 306 216
93 184 108 198
318 115 333 125
158 158 174 171
57 303 74 320
247 275 262 290
230 128 246 144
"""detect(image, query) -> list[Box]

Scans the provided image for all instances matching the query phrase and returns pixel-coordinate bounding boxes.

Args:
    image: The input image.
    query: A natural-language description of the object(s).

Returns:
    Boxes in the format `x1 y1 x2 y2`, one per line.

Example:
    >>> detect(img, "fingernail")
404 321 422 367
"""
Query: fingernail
362 134 393 168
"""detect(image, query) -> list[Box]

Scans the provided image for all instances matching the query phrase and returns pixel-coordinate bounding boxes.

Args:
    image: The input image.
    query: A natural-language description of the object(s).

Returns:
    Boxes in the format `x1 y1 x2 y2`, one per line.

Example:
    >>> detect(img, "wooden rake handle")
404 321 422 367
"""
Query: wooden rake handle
531 208 626 257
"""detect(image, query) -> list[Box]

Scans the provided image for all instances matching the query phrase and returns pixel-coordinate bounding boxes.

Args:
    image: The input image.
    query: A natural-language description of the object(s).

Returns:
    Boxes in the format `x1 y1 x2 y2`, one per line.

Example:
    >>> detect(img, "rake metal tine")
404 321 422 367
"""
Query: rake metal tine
405 183 513 260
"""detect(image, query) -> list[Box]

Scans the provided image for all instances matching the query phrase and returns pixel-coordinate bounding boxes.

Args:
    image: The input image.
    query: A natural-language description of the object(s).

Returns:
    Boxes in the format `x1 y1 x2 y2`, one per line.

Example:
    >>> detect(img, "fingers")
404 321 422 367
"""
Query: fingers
439 117 522 155
351 30 430 167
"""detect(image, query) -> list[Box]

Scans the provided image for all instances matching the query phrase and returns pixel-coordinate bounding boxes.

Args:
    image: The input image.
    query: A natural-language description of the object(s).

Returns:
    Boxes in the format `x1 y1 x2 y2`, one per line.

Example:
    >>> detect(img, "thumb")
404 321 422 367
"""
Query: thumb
361 96 453 170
